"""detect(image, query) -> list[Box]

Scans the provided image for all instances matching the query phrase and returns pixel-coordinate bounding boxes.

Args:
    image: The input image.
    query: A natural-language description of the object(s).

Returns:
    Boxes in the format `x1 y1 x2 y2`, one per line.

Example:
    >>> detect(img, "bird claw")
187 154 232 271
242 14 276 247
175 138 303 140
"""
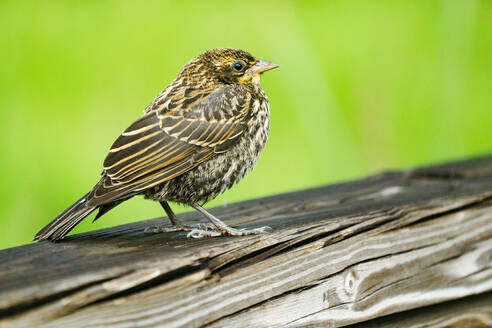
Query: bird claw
228 225 272 236
145 223 216 234
187 228 222 238
187 225 272 238
144 224 192 233
144 225 165 233
145 220 272 239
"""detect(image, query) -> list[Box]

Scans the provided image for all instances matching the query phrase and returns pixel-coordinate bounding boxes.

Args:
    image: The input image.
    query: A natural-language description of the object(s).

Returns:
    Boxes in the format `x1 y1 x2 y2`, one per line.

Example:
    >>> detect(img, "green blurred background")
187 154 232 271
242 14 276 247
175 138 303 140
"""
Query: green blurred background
1 1 491 249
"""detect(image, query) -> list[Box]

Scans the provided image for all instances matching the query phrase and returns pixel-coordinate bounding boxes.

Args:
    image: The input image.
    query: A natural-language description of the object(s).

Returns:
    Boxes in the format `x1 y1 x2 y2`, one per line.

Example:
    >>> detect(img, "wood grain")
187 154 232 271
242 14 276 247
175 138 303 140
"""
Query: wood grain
1 155 491 328
347 292 492 328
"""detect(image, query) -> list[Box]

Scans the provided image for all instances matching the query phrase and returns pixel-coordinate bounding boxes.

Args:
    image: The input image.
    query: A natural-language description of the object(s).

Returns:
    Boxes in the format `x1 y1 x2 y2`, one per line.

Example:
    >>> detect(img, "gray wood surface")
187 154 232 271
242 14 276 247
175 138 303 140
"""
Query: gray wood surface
1 155 492 328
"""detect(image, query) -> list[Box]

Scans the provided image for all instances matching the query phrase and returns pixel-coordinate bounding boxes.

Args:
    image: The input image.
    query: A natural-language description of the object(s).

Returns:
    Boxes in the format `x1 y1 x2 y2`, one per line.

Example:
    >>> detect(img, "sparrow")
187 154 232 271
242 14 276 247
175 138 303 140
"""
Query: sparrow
34 48 279 241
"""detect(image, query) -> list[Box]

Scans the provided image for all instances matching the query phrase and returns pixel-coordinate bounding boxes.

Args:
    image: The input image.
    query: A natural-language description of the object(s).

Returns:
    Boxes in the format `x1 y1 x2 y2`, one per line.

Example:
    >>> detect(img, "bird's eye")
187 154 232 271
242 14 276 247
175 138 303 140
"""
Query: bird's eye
232 61 245 72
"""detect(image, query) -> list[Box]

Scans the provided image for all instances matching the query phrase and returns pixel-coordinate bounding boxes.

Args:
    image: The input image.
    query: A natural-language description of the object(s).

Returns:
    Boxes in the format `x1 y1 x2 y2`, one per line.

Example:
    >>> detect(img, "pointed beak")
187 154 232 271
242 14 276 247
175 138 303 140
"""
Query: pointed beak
252 58 279 74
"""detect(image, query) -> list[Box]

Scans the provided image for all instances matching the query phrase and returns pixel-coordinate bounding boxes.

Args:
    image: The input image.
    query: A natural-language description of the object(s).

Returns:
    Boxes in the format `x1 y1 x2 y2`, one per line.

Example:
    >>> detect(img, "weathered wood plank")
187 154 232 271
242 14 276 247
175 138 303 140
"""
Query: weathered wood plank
347 292 492 328
0 155 491 328
206 203 492 328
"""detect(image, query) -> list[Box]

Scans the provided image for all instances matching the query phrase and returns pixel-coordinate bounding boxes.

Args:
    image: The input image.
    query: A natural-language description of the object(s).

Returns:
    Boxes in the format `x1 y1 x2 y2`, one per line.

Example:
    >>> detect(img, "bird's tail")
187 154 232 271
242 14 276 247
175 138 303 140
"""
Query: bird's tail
34 193 97 241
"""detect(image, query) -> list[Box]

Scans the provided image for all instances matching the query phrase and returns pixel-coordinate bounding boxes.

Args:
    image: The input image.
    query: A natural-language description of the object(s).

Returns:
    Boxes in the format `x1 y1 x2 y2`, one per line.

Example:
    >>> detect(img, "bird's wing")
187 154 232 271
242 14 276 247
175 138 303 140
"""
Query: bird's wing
87 86 250 206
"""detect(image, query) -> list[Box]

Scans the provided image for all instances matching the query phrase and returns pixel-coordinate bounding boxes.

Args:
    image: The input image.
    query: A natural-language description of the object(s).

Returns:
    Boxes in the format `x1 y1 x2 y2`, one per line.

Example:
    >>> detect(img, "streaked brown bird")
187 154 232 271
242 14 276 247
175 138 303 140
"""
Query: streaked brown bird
35 48 278 241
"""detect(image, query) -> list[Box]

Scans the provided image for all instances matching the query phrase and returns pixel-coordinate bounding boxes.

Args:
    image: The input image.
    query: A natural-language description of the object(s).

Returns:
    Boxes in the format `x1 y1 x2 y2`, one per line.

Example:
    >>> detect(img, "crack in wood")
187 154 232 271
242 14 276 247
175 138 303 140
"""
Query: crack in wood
0 273 130 319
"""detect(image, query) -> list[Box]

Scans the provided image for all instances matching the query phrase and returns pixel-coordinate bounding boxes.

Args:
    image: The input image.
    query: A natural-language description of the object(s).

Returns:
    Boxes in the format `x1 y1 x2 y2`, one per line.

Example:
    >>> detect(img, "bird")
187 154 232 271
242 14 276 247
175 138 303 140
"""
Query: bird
34 48 279 241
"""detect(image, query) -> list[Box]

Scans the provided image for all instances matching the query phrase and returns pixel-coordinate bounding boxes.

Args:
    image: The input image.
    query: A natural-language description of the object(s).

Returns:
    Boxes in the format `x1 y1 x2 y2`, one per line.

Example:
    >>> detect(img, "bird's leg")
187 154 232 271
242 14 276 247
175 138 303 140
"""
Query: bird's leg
161 201 190 231
187 203 271 238
144 201 188 233
145 201 217 233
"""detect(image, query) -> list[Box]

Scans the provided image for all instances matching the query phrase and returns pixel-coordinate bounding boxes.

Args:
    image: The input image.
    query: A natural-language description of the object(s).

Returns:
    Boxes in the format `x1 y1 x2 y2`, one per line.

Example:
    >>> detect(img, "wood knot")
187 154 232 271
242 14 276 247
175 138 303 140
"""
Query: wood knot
344 269 358 296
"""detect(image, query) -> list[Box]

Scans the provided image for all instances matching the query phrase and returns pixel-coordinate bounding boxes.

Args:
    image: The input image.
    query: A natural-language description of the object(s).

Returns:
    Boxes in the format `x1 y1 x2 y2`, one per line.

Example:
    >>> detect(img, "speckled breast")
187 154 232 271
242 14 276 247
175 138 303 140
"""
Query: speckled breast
146 97 270 205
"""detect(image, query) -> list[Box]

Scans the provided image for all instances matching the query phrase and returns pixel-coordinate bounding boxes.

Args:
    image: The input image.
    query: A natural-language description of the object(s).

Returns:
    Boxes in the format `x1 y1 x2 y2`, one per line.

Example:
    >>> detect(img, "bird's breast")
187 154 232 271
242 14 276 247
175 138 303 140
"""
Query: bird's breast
146 96 270 205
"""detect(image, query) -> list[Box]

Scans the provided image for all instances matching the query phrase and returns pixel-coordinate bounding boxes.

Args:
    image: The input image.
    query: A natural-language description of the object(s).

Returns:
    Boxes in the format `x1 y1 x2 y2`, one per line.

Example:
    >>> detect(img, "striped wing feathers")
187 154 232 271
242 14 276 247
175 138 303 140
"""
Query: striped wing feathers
160 115 245 147
88 86 248 206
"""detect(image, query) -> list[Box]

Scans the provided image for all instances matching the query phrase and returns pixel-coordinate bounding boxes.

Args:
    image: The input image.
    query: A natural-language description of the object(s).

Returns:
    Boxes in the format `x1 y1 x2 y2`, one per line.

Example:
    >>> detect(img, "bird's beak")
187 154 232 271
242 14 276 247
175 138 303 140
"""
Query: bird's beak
252 58 279 74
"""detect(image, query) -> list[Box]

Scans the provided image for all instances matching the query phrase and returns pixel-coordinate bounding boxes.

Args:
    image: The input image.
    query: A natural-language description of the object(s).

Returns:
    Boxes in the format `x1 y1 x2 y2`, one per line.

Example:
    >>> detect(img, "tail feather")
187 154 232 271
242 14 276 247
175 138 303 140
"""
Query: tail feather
92 199 126 222
34 193 97 241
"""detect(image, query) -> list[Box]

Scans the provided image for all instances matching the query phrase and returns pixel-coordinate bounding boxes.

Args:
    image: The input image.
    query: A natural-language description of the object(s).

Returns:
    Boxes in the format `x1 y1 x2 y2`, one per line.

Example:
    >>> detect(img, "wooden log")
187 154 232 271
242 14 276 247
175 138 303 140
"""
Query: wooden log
0 155 491 328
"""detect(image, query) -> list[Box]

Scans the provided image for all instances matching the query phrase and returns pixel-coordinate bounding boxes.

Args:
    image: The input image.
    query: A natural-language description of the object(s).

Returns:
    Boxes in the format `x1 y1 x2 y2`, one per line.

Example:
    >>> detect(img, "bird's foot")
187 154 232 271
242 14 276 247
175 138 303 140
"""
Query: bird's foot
144 223 215 234
186 224 222 238
188 203 272 238
144 224 191 233
187 225 271 239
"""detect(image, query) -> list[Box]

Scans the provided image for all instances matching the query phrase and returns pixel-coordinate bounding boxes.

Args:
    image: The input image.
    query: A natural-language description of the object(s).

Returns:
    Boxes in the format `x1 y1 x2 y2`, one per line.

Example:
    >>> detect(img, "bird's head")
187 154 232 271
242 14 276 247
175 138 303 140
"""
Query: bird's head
180 48 279 86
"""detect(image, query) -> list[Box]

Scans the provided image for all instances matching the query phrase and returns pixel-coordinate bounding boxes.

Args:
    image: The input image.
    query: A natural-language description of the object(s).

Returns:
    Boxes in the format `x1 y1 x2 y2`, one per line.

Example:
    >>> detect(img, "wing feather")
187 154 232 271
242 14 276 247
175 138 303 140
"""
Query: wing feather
87 86 250 206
